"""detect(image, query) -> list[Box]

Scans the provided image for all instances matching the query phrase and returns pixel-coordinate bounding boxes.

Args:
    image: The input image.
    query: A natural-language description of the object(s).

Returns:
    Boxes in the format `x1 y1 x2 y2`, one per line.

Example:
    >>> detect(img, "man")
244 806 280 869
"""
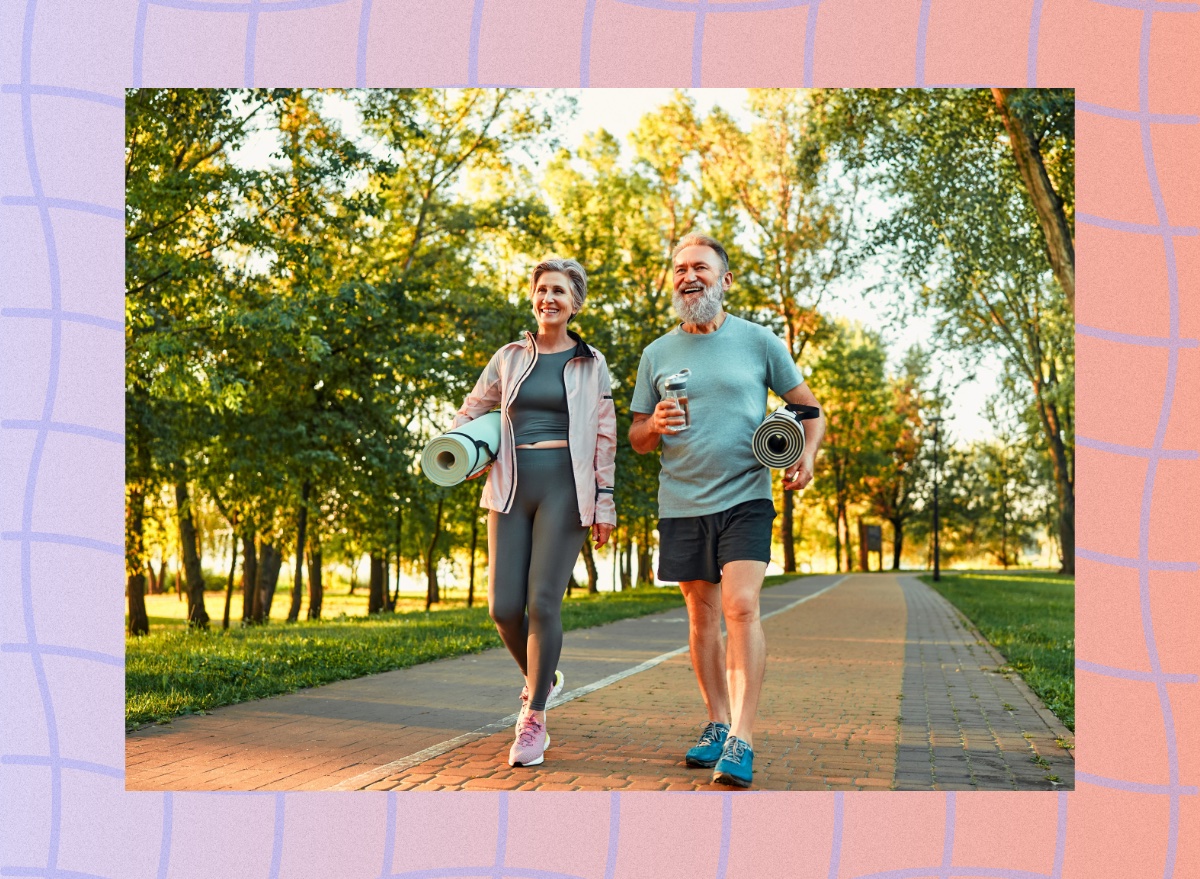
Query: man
629 232 825 787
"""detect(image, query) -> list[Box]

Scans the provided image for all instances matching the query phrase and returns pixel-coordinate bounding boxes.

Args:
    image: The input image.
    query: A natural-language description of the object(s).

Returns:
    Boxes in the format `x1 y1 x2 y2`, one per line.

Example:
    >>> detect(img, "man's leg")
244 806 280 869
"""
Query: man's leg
679 579 730 724
719 560 768 747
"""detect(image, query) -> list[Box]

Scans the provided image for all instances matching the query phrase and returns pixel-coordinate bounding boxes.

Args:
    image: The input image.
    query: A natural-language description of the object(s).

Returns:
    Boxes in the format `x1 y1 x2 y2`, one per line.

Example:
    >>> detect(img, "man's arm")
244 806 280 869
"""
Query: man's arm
780 383 824 491
629 402 687 454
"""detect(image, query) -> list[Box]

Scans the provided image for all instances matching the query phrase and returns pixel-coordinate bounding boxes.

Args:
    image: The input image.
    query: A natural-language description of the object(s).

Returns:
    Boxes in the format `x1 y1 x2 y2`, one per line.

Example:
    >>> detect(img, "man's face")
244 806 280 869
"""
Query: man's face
672 245 730 325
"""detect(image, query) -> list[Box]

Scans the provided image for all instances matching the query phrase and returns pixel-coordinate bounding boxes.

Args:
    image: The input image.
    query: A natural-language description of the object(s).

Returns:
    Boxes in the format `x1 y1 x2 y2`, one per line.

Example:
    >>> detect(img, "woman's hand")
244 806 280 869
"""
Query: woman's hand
592 522 614 549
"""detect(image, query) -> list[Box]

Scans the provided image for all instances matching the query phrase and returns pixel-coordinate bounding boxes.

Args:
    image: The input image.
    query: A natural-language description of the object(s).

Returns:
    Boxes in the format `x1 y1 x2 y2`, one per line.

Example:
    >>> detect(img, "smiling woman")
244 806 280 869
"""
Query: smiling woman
449 256 618 769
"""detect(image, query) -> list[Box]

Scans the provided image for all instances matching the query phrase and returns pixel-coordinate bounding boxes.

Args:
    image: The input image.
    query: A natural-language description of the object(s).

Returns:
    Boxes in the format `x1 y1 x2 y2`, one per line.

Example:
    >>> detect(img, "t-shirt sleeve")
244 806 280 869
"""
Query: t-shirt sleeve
763 329 804 396
630 348 659 415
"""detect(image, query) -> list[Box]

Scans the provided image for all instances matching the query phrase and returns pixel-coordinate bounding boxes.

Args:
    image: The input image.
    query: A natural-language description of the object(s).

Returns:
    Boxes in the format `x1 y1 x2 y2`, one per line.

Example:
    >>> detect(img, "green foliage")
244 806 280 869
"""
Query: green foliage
127 88 1074 629
810 88 1074 571
922 571 1074 730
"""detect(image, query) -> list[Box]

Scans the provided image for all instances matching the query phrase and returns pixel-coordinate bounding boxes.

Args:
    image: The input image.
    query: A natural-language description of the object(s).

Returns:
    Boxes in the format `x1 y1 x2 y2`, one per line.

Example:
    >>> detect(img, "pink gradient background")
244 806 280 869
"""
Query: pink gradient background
1 0 1196 876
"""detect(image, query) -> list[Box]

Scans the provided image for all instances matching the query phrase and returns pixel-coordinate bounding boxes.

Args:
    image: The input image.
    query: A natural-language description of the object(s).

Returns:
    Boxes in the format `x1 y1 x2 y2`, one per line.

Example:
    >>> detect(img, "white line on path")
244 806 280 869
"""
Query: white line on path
329 575 848 790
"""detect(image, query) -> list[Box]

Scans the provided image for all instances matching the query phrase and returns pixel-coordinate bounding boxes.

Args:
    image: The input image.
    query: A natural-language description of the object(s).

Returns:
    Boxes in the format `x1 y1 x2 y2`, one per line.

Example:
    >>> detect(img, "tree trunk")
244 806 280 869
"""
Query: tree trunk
424 497 444 610
468 506 479 608
126 482 150 636
307 540 323 620
832 512 842 573
175 480 210 628
1057 494 1075 576
287 480 311 622
582 538 599 594
636 526 653 587
990 88 1075 314
241 531 257 624
1033 395 1075 575
619 537 632 591
890 518 904 571
840 505 854 573
147 558 160 595
222 530 238 630
368 553 385 614
781 489 796 572
255 541 282 623
392 505 403 611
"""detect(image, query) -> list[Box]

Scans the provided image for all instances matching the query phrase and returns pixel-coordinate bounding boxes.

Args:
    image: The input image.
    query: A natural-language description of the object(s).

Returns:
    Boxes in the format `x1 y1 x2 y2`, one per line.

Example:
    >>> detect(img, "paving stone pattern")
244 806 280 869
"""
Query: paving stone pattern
894 575 1074 791
126 573 1073 792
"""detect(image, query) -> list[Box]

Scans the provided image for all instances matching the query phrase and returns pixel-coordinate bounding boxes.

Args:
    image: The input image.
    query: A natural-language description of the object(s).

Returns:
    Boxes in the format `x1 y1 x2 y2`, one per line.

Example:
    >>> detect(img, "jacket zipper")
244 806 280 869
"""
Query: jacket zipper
501 335 540 512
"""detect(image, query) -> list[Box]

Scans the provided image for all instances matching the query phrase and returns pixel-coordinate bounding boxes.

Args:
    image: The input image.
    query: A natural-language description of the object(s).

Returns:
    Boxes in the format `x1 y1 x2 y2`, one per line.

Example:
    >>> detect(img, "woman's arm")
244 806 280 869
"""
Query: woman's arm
451 351 503 429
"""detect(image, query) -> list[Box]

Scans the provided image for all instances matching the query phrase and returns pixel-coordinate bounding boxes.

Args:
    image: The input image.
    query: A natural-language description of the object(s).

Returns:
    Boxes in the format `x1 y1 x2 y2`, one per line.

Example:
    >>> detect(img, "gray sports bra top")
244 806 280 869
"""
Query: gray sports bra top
511 348 573 445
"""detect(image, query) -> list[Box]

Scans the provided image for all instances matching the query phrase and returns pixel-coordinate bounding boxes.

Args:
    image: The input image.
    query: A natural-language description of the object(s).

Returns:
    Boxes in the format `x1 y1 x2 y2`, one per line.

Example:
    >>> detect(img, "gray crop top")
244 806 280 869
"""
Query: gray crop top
511 348 573 445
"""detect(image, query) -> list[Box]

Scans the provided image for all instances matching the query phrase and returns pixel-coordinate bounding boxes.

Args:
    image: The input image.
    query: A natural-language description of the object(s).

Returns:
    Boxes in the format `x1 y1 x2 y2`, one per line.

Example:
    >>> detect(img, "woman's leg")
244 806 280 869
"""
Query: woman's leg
488 507 533 676
524 452 589 712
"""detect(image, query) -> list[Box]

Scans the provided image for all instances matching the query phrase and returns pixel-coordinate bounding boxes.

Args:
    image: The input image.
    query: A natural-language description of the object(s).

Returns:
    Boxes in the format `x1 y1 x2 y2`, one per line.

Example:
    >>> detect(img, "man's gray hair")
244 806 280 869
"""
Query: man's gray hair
672 233 730 275
530 257 588 321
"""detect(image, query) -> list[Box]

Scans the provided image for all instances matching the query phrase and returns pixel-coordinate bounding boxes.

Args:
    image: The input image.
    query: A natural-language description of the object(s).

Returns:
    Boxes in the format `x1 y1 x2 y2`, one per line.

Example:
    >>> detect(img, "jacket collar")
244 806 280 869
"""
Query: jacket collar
521 329 595 359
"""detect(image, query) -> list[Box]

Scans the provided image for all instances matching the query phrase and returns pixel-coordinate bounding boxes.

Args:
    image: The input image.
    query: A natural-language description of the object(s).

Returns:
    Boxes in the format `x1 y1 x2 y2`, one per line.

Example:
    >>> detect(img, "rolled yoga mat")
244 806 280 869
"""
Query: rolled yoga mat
420 411 502 487
752 404 820 469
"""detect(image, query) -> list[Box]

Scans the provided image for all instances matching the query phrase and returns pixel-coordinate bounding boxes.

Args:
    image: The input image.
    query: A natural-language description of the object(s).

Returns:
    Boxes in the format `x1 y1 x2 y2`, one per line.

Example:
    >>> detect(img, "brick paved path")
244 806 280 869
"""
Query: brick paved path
894 575 1075 790
126 574 1074 792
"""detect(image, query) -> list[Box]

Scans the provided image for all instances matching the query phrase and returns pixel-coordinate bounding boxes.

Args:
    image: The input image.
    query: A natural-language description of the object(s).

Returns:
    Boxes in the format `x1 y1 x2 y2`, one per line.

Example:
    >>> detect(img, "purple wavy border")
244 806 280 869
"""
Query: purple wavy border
0 0 1197 878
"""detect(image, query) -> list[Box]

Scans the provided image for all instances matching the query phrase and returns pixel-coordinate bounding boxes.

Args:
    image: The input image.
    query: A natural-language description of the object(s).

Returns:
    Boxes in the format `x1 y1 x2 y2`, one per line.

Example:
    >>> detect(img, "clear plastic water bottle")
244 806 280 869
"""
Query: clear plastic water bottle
664 369 691 431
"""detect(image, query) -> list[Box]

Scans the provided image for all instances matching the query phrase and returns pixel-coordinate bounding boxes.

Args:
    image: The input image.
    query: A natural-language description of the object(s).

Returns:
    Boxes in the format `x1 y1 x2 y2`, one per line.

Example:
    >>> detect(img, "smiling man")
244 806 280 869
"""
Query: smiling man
629 232 825 788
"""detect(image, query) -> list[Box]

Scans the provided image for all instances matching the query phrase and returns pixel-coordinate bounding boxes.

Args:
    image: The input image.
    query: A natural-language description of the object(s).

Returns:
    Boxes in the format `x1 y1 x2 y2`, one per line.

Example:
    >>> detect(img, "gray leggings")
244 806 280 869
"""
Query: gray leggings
488 447 589 711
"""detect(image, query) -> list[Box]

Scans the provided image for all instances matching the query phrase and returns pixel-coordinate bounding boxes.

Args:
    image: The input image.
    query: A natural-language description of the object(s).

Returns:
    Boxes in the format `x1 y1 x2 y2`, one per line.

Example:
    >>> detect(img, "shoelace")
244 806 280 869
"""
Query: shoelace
517 716 544 746
698 722 724 746
724 738 748 764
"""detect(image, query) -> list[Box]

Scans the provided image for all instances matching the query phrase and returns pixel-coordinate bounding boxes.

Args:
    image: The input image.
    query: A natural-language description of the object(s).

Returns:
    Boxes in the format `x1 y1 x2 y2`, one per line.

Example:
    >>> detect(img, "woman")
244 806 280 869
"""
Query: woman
452 257 616 767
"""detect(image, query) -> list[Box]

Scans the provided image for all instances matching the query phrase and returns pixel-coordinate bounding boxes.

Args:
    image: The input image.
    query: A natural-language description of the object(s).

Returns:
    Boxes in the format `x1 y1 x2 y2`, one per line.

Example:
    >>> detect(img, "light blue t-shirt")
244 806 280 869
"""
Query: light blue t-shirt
631 314 804 518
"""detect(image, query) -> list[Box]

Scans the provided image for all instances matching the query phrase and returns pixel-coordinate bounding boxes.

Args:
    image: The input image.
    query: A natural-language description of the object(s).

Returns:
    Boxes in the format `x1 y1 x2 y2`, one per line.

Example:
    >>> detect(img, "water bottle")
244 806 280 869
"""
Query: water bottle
663 369 691 431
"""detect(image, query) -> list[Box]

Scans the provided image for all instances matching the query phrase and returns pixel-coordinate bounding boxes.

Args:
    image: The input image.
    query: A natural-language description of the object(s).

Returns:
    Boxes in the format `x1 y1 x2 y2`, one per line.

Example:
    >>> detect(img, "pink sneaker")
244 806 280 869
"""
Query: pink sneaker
508 712 549 766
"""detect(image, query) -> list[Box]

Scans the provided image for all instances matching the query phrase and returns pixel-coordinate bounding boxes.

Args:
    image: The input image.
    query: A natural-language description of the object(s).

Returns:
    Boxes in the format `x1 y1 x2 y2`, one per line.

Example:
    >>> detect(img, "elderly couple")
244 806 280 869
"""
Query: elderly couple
451 233 825 788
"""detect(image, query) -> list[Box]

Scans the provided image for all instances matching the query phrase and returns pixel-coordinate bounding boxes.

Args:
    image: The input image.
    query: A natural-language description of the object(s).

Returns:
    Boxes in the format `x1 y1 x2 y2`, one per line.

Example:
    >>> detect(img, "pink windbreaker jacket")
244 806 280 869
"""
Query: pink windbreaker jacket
452 330 617 527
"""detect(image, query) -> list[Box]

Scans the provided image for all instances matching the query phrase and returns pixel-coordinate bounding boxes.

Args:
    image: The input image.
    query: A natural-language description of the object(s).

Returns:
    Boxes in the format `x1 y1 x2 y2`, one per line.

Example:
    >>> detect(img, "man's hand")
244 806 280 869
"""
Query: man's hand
592 522 614 549
782 455 814 491
650 399 686 435
630 402 685 453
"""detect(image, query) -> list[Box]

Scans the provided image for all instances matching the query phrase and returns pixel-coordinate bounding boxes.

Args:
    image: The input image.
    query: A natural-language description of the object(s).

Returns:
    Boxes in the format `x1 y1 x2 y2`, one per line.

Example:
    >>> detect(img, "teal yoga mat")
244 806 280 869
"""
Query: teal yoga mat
420 411 502 486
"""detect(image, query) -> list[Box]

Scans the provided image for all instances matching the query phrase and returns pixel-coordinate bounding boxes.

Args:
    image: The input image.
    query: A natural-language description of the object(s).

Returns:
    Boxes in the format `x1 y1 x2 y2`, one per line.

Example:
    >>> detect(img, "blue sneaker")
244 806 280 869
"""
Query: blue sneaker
685 721 730 768
712 736 754 787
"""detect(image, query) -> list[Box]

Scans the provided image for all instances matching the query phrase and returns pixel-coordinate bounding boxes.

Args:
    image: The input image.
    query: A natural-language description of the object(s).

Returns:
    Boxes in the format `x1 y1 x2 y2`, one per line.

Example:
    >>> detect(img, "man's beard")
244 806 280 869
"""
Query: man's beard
673 279 724 325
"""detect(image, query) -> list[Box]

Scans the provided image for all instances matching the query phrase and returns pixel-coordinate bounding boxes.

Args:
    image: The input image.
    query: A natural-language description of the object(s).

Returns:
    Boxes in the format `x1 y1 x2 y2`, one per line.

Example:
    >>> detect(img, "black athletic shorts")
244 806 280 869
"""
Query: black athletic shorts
657 498 776 584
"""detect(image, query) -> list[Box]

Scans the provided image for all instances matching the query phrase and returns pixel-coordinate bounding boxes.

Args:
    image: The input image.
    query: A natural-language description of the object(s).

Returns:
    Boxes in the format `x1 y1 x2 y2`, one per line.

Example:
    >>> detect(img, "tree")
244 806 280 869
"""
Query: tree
125 88 283 633
705 89 857 570
812 88 1074 573
807 322 890 572
864 347 933 569
990 89 1074 313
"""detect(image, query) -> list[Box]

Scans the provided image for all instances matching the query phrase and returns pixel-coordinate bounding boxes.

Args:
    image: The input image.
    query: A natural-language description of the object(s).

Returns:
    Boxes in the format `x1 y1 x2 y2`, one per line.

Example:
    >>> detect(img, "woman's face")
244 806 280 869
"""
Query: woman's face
531 271 576 332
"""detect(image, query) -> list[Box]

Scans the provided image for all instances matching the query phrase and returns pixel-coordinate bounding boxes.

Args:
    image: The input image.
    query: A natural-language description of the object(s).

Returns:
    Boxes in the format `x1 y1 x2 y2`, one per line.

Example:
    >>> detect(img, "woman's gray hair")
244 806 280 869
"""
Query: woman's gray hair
530 258 588 322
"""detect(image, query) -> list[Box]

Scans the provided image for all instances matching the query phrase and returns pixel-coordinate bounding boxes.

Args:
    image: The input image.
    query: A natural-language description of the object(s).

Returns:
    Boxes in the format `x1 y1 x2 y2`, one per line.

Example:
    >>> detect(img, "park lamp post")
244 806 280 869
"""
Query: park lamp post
930 416 944 582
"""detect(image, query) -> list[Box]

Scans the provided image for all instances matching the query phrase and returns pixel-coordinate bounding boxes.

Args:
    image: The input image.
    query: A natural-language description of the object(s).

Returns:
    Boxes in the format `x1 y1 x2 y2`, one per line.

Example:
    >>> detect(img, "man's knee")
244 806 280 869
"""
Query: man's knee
723 598 761 626
681 581 722 624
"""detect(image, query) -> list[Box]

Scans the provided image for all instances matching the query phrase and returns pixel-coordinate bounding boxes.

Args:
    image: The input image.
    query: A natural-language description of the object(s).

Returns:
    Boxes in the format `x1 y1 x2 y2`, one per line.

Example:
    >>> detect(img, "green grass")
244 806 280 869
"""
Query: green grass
920 571 1074 731
126 586 685 731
